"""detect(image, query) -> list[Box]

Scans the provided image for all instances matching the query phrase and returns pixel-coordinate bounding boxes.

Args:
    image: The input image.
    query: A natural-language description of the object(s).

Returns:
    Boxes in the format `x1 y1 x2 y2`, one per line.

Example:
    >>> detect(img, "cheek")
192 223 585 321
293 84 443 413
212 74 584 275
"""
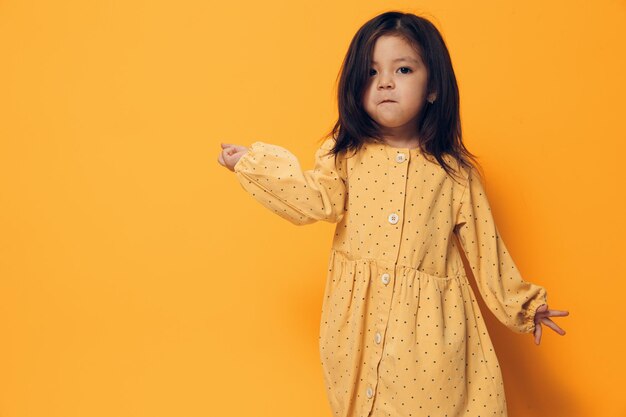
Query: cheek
363 88 376 111
409 93 425 108
404 83 427 105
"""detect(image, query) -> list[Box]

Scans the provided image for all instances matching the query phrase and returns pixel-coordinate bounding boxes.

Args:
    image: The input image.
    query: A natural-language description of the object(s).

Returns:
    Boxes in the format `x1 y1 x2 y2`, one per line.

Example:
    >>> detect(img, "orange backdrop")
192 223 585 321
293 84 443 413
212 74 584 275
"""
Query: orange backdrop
1 1 623 416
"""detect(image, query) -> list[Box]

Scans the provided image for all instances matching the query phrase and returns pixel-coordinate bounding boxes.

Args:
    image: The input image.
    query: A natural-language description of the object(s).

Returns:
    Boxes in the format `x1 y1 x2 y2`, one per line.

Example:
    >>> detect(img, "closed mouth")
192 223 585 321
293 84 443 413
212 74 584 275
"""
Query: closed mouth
380 100 396 103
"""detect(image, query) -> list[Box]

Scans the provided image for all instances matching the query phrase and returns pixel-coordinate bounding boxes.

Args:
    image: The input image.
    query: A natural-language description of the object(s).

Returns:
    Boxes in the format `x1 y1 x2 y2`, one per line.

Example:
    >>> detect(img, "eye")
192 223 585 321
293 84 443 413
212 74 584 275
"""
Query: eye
368 67 413 77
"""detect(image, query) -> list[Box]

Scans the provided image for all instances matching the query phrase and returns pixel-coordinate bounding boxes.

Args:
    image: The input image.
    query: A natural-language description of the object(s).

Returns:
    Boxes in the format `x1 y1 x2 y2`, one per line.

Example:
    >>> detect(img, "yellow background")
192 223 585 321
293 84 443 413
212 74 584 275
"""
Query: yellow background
1 0 623 416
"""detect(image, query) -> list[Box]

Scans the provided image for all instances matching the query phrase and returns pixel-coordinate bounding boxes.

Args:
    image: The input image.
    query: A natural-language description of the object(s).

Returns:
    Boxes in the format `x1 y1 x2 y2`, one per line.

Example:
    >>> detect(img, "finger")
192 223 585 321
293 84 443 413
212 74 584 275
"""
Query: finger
540 317 566 335
547 310 570 316
220 143 232 148
219 150 232 164
534 322 542 345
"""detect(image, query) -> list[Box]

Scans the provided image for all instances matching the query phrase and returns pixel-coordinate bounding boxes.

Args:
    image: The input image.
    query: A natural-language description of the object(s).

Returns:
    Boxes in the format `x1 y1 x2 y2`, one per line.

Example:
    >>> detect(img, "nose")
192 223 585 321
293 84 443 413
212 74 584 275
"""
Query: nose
377 72 394 89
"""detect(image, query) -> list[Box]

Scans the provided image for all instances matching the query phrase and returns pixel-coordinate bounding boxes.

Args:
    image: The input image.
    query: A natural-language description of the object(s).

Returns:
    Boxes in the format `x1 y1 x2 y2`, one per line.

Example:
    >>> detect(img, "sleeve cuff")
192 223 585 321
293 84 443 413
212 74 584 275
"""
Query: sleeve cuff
233 142 262 173
522 298 548 334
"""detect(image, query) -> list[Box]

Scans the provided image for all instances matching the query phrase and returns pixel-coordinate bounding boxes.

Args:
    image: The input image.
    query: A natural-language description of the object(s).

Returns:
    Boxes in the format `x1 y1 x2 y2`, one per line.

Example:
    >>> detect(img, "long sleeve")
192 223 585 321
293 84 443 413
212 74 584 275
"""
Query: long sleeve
232 138 347 225
454 168 548 334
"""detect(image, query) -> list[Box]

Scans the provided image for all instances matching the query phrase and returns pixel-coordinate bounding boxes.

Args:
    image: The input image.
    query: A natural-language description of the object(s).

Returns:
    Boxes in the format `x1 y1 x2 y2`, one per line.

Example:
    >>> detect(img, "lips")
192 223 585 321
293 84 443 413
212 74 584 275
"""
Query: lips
380 100 396 104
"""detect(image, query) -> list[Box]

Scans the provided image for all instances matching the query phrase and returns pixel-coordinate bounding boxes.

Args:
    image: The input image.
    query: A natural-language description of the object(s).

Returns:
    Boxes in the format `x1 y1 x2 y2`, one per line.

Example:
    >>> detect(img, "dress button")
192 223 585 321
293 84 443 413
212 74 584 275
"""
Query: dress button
381 273 390 285
388 213 399 224
366 386 373 398
395 152 406 163
375 331 382 344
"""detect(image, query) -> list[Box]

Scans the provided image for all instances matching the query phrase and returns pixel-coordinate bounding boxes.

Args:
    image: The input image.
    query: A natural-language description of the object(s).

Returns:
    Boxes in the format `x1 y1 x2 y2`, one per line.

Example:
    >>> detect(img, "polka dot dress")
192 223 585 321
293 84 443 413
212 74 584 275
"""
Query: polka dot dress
233 138 548 417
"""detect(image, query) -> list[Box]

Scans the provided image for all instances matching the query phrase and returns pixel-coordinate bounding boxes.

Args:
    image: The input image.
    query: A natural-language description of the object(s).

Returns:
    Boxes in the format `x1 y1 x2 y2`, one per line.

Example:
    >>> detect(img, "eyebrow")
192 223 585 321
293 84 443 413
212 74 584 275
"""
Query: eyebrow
371 57 420 64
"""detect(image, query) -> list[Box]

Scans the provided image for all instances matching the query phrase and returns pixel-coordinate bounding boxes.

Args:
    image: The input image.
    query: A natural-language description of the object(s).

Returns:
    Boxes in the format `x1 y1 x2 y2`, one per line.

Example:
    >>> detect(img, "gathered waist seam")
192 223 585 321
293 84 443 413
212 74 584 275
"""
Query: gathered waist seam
330 248 463 281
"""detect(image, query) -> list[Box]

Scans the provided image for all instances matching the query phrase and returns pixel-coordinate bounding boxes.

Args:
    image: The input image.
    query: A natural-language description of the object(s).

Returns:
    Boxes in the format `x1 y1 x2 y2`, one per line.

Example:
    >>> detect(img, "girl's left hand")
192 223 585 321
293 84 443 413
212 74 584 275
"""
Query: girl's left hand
533 303 569 345
217 143 249 172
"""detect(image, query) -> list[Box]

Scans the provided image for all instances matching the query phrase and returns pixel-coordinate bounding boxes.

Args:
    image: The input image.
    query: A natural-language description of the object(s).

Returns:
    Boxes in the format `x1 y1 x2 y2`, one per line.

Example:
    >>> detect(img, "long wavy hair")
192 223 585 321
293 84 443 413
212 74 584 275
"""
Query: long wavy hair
319 10 480 182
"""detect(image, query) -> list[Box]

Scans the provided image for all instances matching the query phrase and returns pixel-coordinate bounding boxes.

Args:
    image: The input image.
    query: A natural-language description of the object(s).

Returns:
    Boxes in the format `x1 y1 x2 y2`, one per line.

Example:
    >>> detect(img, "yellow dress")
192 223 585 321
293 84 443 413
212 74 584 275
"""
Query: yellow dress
233 137 548 417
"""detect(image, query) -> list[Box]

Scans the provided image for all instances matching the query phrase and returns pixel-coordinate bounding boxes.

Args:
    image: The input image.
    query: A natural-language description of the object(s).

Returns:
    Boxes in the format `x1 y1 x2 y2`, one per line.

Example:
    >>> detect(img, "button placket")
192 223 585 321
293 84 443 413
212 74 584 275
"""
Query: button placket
362 265 398 416
363 147 411 417
382 147 410 263
363 268 395 415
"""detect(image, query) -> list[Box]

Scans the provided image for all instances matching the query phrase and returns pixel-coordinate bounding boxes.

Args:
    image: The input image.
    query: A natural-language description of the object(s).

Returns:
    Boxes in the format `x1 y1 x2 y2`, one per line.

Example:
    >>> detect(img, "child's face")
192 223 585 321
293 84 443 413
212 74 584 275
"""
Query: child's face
363 35 430 138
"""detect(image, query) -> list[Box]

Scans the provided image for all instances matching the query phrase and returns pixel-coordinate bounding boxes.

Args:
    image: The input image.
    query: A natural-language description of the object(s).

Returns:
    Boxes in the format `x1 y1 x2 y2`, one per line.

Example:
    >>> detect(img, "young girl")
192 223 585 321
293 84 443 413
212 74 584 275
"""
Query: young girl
217 11 568 417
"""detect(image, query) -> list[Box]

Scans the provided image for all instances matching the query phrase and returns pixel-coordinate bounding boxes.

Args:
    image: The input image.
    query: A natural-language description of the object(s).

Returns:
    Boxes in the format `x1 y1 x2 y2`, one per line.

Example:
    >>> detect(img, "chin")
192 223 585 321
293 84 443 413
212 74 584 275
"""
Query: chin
376 119 407 128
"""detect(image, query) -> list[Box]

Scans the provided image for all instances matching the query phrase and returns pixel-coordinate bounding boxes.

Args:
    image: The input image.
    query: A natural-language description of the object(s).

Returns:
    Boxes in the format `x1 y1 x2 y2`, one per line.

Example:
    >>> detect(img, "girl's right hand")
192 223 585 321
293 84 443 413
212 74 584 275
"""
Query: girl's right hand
217 143 249 172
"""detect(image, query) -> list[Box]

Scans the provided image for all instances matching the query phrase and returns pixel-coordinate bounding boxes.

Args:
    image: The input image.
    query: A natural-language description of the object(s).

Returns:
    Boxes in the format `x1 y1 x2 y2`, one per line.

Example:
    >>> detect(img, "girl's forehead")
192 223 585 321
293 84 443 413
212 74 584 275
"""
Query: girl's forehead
373 35 422 50
370 37 424 61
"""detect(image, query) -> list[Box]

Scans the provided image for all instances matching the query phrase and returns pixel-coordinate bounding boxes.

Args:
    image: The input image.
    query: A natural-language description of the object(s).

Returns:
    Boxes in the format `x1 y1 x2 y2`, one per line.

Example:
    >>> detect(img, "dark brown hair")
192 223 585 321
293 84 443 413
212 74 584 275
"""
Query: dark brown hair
319 10 480 182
